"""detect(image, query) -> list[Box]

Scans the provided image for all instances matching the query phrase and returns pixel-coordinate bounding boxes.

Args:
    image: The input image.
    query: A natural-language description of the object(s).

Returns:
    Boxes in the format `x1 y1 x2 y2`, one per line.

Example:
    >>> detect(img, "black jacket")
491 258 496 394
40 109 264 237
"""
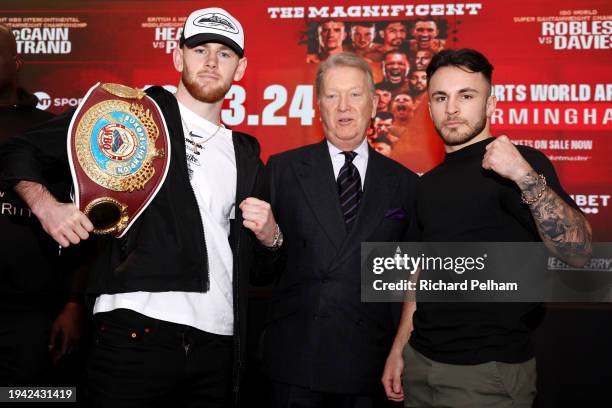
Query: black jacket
261 141 419 394
0 88 74 313
0 86 278 395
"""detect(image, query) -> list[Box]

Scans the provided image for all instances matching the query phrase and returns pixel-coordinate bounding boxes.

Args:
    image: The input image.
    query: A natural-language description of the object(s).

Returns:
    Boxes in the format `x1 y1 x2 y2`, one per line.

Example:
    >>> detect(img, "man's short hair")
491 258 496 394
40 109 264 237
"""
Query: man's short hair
413 17 438 26
351 22 375 31
375 82 395 92
415 49 434 58
426 48 494 85
383 49 408 61
377 21 407 31
375 111 394 121
318 19 345 30
316 52 375 100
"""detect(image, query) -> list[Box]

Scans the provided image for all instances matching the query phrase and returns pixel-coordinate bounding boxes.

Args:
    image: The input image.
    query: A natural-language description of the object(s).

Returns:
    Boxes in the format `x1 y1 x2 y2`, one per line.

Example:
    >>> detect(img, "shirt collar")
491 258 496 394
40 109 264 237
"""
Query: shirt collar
327 137 369 160
176 100 228 136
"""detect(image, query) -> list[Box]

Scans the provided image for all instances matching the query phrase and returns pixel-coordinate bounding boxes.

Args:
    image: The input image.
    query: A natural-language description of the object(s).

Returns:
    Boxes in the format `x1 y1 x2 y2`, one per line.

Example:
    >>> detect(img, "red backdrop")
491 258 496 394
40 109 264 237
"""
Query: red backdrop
2 0 611 238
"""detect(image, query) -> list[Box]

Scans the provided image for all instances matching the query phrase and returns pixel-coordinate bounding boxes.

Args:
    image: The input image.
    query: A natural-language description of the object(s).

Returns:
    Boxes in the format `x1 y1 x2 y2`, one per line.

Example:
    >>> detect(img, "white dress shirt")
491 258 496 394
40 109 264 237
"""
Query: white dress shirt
327 137 369 186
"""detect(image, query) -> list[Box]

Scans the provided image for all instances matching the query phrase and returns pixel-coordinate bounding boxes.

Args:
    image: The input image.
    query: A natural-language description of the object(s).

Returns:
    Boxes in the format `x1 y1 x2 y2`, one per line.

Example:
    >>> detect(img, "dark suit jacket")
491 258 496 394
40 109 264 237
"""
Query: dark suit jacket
261 140 419 394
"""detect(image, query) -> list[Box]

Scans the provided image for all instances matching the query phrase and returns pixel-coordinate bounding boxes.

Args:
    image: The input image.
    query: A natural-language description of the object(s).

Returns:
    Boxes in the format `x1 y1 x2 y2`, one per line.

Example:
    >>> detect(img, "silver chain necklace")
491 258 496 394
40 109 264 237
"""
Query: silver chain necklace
181 115 222 155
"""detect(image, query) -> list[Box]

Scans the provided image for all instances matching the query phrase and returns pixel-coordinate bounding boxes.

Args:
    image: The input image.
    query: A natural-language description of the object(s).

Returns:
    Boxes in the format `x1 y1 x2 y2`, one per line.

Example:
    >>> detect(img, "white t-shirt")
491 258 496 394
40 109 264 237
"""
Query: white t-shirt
94 101 237 335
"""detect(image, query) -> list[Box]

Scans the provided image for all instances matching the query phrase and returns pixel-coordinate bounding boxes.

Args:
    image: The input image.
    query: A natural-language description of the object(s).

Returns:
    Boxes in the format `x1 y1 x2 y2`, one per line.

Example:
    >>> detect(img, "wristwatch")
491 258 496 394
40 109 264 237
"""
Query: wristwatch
266 224 284 251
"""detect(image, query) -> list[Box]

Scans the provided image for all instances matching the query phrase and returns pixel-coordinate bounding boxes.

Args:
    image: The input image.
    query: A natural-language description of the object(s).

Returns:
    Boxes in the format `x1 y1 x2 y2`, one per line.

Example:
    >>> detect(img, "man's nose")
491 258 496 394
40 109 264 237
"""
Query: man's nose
337 94 350 111
445 96 460 116
204 52 218 69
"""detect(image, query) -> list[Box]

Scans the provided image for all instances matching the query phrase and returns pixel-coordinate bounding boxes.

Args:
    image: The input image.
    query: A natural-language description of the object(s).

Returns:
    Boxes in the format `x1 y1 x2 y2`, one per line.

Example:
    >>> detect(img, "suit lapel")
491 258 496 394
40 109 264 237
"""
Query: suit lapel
331 148 399 270
292 140 346 250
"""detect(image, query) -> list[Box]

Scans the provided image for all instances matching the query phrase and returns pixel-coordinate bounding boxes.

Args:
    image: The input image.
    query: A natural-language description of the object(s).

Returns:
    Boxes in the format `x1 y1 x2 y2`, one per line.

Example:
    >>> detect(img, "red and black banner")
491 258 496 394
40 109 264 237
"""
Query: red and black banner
2 0 610 238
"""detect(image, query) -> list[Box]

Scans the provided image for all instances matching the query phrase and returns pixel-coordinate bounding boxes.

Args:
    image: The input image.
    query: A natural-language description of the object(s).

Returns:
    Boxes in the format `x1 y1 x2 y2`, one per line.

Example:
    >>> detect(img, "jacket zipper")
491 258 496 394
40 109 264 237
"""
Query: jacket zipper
198 194 210 293
233 160 261 398
183 155 209 292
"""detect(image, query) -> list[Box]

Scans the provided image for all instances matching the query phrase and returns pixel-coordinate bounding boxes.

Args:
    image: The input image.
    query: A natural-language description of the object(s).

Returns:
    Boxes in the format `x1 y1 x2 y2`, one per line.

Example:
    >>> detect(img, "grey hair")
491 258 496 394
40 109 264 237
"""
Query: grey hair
315 52 376 101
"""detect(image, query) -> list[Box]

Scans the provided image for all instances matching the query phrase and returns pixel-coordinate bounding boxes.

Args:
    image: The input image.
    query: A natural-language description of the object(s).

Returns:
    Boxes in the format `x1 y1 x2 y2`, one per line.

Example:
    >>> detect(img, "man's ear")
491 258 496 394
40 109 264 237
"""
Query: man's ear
485 93 497 118
172 47 184 73
233 57 247 82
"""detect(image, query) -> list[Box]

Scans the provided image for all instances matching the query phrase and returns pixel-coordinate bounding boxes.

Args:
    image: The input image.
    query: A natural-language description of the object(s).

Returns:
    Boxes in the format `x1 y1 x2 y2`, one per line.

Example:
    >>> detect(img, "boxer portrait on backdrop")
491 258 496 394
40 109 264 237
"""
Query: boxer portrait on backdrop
302 17 449 173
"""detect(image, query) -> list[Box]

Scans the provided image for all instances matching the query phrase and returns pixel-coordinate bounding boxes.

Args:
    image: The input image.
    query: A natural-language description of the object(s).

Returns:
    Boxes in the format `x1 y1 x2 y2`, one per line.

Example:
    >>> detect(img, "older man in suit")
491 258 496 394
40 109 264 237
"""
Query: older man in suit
261 53 419 407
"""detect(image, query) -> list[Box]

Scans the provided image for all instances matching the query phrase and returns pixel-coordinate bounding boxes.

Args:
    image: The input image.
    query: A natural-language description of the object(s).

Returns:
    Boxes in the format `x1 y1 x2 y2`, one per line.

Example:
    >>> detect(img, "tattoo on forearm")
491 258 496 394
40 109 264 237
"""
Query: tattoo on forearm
520 172 540 199
519 171 592 262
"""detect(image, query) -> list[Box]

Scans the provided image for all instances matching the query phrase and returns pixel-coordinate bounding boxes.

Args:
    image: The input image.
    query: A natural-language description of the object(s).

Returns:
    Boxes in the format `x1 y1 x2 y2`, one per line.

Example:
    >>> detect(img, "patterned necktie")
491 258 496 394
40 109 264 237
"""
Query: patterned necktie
337 151 362 227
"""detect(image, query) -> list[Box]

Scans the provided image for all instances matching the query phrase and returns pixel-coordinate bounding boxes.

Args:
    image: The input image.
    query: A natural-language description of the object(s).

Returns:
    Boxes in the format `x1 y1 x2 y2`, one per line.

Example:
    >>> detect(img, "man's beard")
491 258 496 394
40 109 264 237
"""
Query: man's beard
389 38 403 47
377 130 389 139
434 114 487 146
182 68 231 103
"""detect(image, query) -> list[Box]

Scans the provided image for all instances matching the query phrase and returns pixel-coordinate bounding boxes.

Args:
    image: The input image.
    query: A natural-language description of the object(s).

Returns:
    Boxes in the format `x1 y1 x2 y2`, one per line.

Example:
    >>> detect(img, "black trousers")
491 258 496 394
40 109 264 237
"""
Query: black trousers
88 308 233 408
0 311 51 385
269 380 394 408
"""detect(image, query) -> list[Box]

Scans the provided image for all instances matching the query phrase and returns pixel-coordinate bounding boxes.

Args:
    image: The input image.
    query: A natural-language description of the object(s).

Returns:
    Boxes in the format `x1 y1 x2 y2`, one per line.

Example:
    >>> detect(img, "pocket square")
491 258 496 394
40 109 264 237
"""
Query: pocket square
384 207 407 220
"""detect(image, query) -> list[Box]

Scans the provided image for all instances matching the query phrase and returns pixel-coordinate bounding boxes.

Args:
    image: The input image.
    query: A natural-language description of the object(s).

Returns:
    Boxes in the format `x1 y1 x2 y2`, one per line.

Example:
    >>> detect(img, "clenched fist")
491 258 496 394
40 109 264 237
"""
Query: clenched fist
482 135 533 183
36 200 94 247
239 197 277 247
16 180 93 247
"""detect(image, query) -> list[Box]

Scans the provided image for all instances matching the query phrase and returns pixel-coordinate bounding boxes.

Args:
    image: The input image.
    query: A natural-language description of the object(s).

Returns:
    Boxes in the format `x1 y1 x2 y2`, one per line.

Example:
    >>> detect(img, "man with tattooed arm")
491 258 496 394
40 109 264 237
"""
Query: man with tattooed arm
381 49 592 408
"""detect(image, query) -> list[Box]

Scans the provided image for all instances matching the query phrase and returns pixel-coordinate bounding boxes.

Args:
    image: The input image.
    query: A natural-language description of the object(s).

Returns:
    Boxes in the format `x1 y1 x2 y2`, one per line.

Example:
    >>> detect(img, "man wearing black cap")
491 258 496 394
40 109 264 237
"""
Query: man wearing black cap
1 7 280 407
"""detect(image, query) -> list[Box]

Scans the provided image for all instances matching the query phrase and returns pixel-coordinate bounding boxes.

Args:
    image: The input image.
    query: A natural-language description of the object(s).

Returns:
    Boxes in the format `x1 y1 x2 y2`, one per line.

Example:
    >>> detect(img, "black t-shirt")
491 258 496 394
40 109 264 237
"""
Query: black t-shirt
409 137 578 364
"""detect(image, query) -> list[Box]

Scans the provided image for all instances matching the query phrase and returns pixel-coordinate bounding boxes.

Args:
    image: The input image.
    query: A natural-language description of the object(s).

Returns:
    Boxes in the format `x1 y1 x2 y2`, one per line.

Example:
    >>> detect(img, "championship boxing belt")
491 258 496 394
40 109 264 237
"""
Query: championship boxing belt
67 83 171 238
